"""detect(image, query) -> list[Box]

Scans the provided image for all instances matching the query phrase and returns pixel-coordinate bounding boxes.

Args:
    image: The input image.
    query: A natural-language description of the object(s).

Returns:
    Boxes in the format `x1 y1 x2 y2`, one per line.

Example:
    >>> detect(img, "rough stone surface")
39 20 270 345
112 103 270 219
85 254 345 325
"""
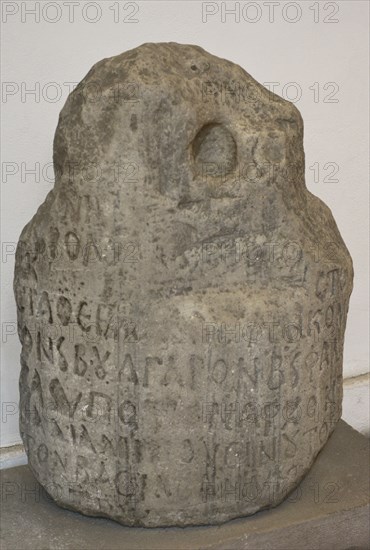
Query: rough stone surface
2 422 369 550
14 43 353 527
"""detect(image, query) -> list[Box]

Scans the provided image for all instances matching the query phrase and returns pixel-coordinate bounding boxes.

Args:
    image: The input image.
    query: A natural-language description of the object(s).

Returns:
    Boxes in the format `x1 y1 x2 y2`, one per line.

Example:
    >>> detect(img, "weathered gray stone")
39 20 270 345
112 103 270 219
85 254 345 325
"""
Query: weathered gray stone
14 43 353 527
2 422 369 550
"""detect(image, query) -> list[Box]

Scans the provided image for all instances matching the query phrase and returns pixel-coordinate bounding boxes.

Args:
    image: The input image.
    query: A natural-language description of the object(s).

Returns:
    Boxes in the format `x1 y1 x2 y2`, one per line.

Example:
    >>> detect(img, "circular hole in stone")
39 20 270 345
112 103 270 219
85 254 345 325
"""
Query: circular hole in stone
192 123 237 178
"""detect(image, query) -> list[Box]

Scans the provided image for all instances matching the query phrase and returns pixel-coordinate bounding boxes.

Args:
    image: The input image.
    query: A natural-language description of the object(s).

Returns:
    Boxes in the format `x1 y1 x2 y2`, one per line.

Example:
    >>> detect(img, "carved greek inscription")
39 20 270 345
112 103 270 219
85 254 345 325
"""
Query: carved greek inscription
49 378 82 419
315 268 347 301
203 441 219 485
59 192 101 225
74 344 111 379
119 353 139 384
38 291 53 324
18 290 119 343
115 470 147 503
15 285 36 315
282 431 299 458
118 401 137 428
54 450 67 472
36 331 53 364
267 352 285 390
86 391 112 421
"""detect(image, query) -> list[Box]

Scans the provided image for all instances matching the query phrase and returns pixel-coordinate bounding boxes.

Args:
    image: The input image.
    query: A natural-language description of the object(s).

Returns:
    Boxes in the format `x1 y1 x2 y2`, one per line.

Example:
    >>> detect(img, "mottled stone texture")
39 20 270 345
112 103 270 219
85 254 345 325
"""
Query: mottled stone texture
14 43 353 527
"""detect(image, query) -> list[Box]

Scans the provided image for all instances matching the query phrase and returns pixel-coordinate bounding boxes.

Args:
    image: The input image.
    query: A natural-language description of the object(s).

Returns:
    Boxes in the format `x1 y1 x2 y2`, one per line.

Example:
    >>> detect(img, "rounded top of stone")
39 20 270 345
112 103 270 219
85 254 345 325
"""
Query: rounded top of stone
74 41 294 107
53 42 303 189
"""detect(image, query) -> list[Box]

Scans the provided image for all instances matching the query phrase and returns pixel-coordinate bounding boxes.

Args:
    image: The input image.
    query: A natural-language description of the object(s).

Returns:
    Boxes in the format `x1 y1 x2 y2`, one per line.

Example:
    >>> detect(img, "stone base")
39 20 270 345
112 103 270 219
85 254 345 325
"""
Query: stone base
1 420 369 550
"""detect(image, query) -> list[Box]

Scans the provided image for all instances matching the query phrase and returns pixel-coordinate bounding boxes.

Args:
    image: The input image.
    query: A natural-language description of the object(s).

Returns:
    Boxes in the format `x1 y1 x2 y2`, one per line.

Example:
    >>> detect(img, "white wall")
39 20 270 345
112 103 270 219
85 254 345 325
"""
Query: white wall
1 0 369 446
